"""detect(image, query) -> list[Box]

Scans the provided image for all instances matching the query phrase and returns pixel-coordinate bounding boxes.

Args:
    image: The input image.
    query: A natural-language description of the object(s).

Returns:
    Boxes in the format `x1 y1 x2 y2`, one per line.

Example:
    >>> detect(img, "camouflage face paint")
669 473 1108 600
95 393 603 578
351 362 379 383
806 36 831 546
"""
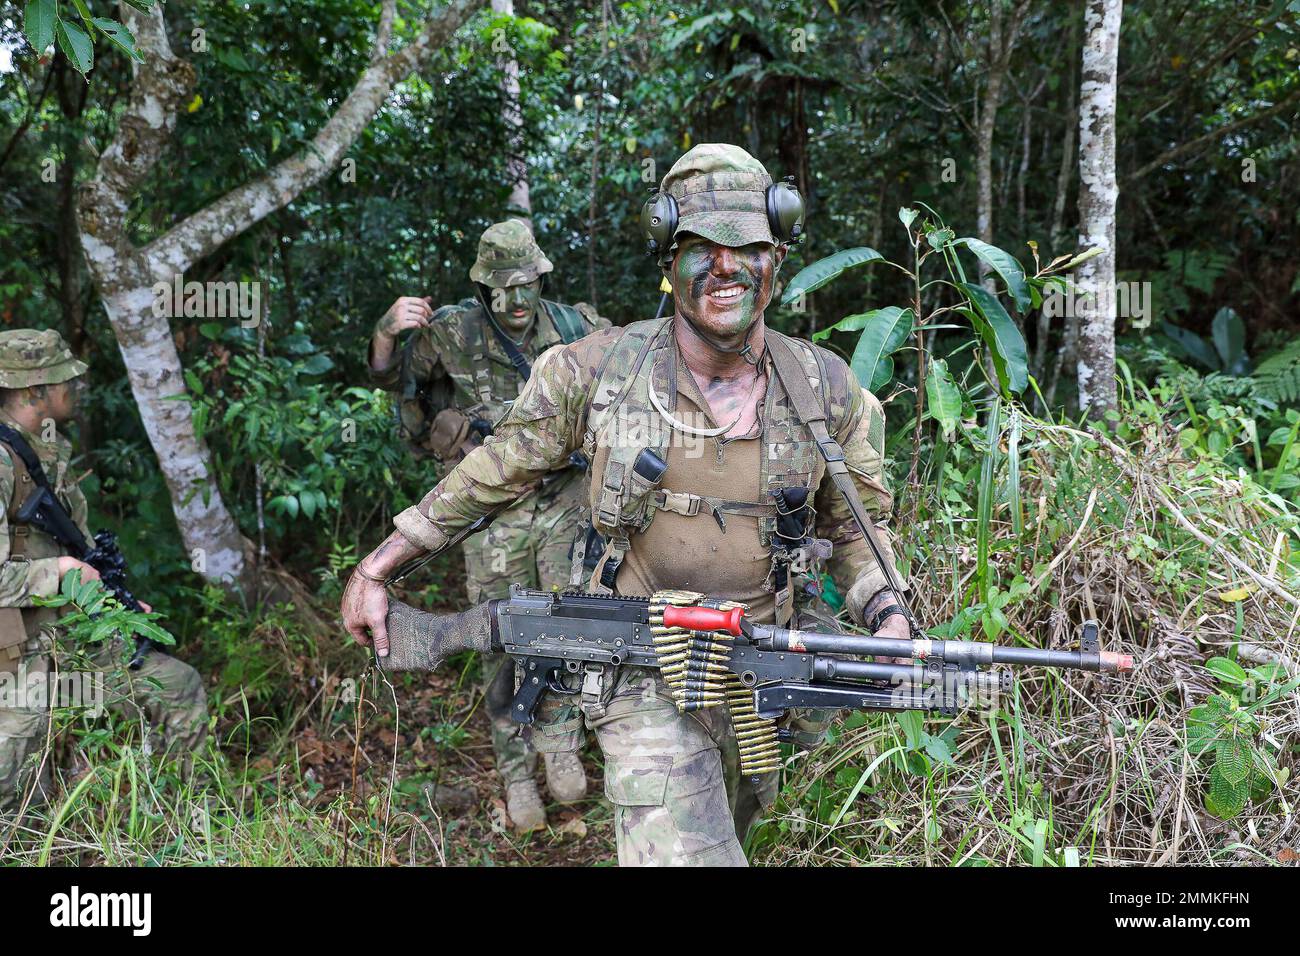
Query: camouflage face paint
490 279 543 334
671 236 778 344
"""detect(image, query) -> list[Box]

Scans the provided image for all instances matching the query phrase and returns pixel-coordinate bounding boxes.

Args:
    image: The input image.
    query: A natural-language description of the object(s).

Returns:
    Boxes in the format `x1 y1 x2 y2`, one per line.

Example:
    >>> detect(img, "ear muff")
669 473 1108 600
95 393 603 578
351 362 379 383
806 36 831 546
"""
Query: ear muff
640 191 678 257
766 177 805 243
641 176 804 254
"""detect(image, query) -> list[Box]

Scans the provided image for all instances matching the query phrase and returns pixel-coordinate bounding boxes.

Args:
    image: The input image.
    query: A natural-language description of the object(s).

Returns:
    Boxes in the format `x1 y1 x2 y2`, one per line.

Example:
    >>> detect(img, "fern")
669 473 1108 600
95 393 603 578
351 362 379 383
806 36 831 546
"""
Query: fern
1254 341 1300 405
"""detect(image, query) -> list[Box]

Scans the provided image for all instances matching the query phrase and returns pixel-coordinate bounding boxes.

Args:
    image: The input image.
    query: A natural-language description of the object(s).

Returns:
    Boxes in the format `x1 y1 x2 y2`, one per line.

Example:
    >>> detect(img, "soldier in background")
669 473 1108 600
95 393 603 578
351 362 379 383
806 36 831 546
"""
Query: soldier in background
0 330 208 813
367 221 609 831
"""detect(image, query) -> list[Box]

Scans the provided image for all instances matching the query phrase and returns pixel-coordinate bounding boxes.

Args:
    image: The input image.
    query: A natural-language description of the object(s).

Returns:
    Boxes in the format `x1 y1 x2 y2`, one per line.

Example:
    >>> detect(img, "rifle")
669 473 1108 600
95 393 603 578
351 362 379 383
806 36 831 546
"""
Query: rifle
379 585 1135 779
16 486 157 670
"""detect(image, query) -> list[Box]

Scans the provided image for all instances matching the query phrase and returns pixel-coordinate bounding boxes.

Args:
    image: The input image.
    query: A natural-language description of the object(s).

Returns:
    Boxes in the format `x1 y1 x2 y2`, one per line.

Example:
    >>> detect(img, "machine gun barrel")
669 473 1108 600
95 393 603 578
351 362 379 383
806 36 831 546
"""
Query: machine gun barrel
756 627 1134 674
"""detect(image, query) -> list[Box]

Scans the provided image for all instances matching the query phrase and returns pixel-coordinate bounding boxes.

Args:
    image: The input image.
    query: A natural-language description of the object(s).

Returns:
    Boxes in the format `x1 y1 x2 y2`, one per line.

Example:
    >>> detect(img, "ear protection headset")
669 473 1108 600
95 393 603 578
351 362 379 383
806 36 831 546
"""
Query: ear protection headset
639 175 805 258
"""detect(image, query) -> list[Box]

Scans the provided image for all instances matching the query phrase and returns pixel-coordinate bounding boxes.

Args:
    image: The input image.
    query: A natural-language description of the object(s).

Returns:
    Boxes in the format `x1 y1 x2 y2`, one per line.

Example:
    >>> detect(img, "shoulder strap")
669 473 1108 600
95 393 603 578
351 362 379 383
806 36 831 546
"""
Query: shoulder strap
473 291 534 382
0 424 55 496
542 300 587 345
765 334 911 610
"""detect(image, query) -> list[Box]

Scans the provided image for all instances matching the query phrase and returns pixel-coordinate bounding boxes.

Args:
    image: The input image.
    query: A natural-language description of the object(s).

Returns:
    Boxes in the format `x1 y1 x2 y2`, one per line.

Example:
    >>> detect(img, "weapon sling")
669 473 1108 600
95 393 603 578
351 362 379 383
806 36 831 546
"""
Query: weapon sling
764 336 920 635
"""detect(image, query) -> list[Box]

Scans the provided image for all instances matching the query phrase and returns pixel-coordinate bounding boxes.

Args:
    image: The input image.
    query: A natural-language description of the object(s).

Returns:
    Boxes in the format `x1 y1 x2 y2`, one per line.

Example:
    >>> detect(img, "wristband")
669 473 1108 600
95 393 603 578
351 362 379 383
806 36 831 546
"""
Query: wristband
352 564 389 584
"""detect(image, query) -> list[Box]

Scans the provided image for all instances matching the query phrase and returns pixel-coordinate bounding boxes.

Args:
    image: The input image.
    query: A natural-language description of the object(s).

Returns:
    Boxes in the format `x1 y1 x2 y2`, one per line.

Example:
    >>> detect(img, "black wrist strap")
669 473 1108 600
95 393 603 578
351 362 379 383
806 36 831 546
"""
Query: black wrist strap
866 604 906 634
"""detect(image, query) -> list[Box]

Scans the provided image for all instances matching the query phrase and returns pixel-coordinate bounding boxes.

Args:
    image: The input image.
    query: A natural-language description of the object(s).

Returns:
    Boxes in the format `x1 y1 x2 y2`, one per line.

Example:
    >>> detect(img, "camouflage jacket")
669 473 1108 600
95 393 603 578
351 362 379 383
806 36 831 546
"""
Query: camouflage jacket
370 298 609 462
393 318 903 619
0 411 91 640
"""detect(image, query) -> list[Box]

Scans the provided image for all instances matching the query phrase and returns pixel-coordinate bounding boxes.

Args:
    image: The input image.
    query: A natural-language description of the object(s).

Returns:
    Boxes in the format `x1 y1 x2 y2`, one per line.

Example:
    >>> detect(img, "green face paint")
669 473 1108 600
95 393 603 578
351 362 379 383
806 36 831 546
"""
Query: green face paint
670 236 778 344
489 279 542 334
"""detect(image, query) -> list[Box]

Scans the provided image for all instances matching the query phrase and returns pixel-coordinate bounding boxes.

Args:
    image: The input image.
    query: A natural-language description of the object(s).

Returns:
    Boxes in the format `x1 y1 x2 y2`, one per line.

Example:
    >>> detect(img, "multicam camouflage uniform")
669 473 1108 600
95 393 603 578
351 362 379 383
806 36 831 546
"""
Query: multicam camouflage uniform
369 221 609 793
387 146 906 866
0 330 207 812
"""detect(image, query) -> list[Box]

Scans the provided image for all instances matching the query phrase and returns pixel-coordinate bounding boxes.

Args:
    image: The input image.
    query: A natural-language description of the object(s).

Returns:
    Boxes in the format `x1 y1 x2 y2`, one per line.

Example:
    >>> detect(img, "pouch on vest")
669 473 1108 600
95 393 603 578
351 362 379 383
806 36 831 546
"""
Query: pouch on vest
0 608 26 674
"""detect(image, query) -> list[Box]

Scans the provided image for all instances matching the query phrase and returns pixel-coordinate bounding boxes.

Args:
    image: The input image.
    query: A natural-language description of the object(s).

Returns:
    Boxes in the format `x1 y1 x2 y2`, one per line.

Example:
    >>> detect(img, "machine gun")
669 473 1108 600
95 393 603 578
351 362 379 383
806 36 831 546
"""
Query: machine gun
379 585 1134 779
16 487 158 670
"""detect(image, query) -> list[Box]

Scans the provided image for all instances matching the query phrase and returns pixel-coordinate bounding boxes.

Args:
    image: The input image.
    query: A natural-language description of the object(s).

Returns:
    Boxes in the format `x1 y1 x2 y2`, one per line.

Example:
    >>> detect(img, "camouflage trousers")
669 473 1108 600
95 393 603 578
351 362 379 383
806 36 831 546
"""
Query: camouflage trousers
0 634 208 812
586 666 779 866
462 477 585 785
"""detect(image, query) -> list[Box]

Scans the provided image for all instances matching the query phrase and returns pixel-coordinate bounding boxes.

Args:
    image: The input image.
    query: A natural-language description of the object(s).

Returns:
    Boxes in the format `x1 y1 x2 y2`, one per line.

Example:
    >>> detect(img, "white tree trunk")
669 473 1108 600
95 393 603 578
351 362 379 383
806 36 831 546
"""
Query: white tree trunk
76 0 479 589
492 0 531 219
1075 0 1122 416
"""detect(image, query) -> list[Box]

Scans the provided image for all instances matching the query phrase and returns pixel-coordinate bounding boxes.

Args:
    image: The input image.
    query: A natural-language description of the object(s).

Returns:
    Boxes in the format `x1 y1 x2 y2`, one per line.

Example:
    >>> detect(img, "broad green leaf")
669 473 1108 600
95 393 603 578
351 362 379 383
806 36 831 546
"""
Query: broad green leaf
1211 307 1249 374
896 709 923 749
925 358 961 442
1205 656 1248 685
813 309 879 342
1160 321 1220 370
956 238 1031 313
24 0 57 53
56 18 94 75
958 283 1029 394
92 18 143 62
1215 736 1251 786
898 207 918 231
300 353 335 375
129 618 177 646
780 247 883 306
848 307 913 392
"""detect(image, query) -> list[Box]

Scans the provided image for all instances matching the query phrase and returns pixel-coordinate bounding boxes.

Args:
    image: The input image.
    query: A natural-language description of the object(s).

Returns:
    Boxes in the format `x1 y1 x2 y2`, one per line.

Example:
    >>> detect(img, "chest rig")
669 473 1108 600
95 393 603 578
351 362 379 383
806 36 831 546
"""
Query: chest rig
582 319 832 626
451 298 589 418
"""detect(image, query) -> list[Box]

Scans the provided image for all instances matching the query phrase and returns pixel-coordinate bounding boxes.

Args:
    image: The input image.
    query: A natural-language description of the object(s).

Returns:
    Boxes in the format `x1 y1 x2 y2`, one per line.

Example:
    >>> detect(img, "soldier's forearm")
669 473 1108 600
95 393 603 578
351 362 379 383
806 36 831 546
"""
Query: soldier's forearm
369 332 398 373
359 531 430 578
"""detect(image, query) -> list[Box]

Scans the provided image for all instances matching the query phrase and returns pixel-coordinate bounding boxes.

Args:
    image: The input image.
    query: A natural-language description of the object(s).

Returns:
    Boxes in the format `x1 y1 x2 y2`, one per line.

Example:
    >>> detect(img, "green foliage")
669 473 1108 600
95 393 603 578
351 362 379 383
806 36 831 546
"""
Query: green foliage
782 248 884 305
34 568 176 655
22 0 146 75
847 307 913 392
1186 657 1293 821
1254 341 1300 405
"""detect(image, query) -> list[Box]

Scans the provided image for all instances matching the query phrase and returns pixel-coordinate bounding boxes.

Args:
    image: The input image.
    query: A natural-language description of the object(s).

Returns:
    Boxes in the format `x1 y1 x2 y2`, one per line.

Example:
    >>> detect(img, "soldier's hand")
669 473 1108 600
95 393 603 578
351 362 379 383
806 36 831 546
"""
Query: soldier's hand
375 296 434 341
341 570 391 657
873 614 911 664
57 556 101 584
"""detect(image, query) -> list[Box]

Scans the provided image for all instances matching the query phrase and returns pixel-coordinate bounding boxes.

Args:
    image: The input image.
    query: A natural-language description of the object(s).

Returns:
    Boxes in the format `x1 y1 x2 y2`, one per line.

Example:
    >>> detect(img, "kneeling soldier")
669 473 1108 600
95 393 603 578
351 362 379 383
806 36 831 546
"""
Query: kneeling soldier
0 330 208 813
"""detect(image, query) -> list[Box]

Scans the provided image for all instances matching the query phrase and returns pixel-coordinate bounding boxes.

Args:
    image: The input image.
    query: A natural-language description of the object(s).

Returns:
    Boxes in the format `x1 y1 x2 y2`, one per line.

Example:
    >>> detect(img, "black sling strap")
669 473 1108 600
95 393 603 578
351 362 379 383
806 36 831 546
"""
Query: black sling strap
0 423 62 500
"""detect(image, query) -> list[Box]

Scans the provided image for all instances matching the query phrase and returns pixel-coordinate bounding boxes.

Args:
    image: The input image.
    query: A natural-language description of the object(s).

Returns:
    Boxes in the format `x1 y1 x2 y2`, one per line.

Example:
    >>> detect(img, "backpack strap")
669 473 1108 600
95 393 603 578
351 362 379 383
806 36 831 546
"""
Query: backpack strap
0 424 60 559
765 334 913 620
542 300 588 345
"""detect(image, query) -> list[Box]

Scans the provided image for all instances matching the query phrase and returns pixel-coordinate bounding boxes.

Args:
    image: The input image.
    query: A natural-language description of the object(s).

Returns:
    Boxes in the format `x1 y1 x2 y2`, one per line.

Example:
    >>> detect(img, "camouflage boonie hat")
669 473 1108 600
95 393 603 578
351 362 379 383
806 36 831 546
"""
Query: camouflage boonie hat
0 329 88 388
661 143 776 250
468 219 554 288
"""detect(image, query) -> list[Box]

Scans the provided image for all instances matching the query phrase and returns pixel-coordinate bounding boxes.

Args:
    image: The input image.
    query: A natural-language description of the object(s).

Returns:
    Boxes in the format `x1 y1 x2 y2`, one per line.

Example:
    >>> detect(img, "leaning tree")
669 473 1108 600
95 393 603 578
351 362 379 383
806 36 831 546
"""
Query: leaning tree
74 0 482 589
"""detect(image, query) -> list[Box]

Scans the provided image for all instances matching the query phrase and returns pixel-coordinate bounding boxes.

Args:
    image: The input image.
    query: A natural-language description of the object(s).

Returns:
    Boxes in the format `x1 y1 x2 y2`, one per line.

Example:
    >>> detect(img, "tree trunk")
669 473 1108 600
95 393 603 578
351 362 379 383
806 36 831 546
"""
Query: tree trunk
1075 0 1122 417
492 0 531 220
74 1 480 589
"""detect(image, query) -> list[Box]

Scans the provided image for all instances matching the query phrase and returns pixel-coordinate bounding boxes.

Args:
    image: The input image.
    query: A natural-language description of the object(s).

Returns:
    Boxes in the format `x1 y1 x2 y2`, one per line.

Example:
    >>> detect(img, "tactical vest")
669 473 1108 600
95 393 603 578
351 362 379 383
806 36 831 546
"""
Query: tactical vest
581 318 833 625
0 436 76 668
461 298 590 413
